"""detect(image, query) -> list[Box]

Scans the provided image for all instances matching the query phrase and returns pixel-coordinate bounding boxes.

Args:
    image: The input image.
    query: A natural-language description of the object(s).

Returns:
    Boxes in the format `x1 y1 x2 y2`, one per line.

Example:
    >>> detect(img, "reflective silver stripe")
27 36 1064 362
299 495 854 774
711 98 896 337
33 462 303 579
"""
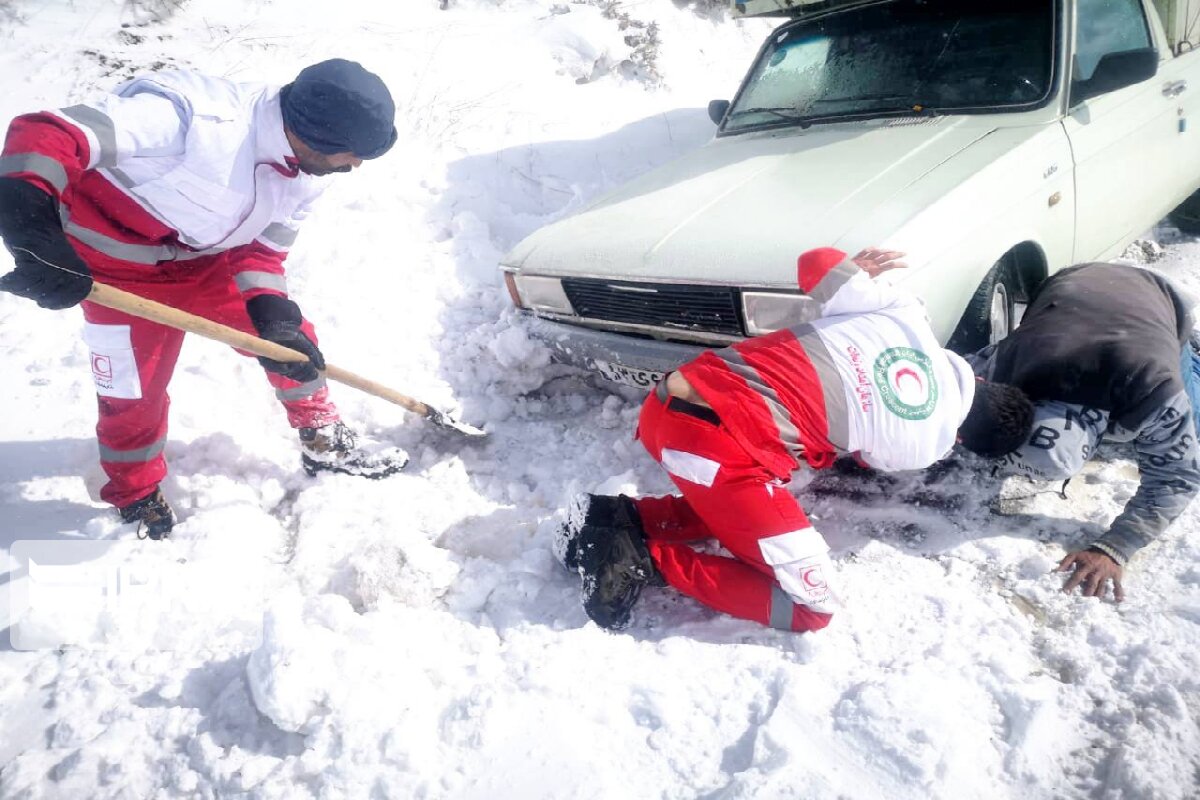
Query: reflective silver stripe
768 584 794 630
275 376 326 401
259 222 298 250
0 153 68 193
60 206 222 265
793 329 851 450
99 439 165 463
97 165 242 255
63 216 171 265
106 165 138 189
806 259 859 305
234 271 288 294
103 165 207 248
717 348 804 455
59 105 118 168
174 246 222 262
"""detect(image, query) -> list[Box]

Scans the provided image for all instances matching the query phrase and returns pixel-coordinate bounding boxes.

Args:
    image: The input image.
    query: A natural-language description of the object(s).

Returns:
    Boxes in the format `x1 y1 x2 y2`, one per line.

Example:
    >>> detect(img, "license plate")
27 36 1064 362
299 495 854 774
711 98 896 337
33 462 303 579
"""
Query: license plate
592 359 665 389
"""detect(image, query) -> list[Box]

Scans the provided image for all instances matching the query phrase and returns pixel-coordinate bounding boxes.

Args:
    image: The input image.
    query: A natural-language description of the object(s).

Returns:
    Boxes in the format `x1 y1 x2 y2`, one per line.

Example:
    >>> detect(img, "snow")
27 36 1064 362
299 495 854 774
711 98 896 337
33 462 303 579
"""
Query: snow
0 1 1198 798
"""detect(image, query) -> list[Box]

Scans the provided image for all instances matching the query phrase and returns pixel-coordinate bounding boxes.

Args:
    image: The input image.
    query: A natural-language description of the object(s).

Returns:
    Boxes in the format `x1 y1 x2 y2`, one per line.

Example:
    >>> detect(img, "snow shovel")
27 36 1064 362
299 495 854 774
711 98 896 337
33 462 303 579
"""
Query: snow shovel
87 282 488 438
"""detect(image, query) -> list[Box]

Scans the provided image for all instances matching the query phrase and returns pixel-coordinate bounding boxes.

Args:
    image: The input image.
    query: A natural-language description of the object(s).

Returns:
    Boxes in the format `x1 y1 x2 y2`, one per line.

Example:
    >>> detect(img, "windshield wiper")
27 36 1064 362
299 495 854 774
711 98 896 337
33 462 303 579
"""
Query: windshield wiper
809 93 912 105
726 103 942 131
807 97 945 117
726 107 814 126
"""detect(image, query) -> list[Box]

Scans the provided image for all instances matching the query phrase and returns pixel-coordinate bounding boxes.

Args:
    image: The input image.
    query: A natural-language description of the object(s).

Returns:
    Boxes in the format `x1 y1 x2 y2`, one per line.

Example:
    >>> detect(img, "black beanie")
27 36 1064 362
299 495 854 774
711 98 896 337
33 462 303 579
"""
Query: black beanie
280 59 397 159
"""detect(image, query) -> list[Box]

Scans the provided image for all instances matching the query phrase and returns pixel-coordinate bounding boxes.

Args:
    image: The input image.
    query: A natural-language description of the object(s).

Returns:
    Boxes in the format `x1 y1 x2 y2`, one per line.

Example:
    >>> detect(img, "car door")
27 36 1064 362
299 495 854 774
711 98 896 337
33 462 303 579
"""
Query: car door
1063 0 1184 261
1157 30 1200 203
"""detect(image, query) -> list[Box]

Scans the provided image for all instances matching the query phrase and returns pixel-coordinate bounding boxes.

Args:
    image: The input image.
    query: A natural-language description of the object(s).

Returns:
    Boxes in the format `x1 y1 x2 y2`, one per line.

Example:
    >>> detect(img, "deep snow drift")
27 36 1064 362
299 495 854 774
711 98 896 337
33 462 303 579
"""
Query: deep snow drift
0 2 1197 798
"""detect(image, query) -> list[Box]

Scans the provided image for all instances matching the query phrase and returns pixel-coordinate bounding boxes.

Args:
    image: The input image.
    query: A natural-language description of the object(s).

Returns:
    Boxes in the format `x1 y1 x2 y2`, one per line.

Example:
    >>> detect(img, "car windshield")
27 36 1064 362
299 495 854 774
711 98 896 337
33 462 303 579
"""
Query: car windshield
724 0 1056 133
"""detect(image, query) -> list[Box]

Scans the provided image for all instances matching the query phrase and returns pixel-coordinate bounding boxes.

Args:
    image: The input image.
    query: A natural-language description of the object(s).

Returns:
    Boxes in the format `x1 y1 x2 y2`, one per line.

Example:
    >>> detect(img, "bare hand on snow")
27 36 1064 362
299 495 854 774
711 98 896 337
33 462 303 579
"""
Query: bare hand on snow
1057 548 1125 602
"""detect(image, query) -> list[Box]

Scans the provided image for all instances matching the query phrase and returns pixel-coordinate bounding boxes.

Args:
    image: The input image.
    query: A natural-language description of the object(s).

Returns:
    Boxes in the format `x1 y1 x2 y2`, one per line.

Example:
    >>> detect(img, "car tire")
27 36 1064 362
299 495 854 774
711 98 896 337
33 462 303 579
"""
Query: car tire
947 256 1018 355
1169 188 1200 235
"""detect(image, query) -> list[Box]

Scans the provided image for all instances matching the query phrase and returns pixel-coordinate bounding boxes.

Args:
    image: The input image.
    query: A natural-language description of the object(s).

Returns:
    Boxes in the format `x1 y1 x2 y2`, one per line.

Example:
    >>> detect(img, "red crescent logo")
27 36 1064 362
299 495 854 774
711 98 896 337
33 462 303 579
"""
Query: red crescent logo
893 366 923 393
802 567 827 590
91 354 113 381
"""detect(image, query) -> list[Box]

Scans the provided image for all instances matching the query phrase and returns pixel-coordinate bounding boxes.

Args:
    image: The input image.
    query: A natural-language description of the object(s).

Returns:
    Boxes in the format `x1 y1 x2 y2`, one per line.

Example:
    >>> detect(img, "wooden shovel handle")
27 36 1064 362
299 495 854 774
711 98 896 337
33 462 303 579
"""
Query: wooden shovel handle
321 364 431 417
86 282 432 417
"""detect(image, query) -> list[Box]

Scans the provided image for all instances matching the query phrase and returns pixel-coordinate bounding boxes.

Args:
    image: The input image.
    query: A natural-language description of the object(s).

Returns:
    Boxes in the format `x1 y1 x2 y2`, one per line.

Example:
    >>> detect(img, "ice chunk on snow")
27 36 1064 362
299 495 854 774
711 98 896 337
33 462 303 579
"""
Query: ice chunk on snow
487 324 550 370
246 594 355 734
341 539 461 611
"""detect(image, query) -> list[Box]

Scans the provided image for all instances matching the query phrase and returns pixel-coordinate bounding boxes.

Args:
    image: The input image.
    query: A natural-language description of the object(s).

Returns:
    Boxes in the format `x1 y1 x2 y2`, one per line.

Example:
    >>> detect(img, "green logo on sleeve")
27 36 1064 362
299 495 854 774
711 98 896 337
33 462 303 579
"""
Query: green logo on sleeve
873 347 938 420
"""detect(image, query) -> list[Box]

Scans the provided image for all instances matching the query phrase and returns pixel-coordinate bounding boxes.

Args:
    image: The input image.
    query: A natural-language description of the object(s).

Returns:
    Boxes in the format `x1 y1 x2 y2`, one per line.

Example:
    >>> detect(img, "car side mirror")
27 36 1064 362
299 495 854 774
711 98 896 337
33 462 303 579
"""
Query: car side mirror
1070 47 1158 106
708 99 731 126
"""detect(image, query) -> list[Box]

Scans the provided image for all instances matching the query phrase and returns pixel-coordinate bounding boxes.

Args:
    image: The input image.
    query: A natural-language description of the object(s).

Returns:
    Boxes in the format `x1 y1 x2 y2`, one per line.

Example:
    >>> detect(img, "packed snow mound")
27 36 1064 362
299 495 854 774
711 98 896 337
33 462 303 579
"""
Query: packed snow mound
1 1 1199 799
539 4 636 83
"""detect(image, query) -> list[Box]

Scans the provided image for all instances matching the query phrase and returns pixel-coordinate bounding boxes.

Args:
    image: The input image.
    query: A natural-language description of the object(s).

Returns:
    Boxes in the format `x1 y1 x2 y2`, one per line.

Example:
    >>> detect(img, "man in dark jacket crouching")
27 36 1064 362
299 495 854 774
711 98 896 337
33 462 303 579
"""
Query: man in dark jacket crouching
962 262 1200 602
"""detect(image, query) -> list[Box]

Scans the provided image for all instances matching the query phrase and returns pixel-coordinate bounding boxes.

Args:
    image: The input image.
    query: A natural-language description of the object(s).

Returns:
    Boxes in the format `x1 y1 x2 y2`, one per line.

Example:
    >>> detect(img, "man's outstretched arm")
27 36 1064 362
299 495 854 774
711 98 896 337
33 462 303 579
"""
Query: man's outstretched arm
1054 391 1200 601
1097 393 1200 547
798 247 912 319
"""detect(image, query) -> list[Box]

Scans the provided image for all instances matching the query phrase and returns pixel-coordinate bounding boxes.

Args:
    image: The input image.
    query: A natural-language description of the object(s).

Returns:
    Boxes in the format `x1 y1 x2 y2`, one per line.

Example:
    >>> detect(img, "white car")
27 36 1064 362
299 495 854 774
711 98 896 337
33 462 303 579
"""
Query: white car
501 0 1200 388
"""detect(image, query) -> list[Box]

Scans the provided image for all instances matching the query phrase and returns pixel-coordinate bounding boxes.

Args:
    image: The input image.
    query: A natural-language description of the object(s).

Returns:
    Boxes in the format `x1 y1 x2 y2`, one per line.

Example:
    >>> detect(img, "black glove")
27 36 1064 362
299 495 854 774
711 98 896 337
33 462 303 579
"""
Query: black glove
246 294 325 383
0 177 93 310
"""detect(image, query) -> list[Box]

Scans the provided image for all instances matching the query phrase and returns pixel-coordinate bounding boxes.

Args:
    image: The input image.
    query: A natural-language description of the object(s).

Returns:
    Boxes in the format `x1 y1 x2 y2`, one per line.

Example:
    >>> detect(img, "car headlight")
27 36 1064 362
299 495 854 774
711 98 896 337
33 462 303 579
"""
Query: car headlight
507 274 575 315
741 291 819 336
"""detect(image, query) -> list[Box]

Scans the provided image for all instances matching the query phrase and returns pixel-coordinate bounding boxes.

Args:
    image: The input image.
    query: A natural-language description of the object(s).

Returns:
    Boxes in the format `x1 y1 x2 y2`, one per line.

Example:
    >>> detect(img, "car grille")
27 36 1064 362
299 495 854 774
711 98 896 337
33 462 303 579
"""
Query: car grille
560 278 744 336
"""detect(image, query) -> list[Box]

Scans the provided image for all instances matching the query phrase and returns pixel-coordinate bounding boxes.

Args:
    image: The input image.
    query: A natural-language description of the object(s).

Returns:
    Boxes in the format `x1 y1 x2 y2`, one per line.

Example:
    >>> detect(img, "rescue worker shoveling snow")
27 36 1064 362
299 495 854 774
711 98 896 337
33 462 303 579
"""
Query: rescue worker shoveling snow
0 59 409 540
557 247 1035 632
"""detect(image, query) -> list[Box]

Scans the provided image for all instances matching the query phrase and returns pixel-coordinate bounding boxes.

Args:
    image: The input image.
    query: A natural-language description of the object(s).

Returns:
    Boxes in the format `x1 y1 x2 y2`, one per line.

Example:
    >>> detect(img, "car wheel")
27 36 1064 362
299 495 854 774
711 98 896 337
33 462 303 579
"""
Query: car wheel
947 257 1018 354
1169 188 1200 235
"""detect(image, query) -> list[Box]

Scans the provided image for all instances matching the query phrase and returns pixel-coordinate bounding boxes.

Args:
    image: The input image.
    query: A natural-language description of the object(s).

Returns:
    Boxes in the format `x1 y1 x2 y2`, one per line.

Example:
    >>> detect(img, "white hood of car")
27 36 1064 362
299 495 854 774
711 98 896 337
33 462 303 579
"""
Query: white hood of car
502 116 1017 287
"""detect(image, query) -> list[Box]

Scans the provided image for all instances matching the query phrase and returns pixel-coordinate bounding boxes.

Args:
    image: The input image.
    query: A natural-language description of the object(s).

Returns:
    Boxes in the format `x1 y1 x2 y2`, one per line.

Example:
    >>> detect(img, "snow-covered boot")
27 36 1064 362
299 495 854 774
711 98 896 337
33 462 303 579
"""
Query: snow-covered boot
299 422 409 479
576 515 663 630
554 493 642 572
118 487 175 540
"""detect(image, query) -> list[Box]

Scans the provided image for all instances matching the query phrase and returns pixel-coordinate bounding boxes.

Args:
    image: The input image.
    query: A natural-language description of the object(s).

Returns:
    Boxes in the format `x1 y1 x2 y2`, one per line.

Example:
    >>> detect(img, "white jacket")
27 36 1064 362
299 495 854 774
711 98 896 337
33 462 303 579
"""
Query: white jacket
1 69 327 289
809 267 977 471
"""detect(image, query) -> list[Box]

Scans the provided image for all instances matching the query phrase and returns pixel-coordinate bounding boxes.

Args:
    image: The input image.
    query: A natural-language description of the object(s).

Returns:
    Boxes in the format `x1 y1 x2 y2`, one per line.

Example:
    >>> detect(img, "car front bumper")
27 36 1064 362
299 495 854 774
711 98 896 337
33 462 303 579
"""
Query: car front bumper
525 315 710 388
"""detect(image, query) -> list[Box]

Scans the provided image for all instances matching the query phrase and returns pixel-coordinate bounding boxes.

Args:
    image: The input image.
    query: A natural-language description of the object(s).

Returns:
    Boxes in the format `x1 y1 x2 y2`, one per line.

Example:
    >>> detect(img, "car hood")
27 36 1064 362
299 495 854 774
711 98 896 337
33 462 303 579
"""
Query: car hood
502 117 1006 287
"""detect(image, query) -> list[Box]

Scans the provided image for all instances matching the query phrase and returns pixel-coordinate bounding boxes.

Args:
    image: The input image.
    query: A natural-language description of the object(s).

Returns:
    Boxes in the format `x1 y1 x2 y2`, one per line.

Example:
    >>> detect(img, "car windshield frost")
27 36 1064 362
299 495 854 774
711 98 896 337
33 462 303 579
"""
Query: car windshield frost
724 0 1056 132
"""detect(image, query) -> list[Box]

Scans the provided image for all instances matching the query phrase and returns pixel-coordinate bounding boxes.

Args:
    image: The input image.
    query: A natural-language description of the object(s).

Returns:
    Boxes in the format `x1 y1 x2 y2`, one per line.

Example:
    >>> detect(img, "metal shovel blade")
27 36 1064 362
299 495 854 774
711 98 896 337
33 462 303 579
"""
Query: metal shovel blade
426 407 488 438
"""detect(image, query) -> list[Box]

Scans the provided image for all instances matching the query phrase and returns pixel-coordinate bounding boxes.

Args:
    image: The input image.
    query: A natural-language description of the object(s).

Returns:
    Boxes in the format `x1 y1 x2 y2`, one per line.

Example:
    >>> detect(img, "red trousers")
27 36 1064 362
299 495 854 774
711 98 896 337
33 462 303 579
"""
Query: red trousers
81 256 338 508
635 386 835 633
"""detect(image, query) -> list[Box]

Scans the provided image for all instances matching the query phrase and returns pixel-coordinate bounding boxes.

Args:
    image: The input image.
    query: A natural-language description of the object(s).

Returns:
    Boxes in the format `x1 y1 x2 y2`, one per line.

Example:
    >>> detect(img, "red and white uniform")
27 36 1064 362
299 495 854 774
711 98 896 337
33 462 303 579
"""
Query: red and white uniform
636 249 976 632
0 70 339 508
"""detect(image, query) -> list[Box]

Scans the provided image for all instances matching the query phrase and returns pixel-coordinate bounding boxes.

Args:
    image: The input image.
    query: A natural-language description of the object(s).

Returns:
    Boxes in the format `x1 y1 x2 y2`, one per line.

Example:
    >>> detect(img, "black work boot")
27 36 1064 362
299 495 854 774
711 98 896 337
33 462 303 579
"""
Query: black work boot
576 514 663 630
118 488 176 540
298 422 408 479
555 494 642 572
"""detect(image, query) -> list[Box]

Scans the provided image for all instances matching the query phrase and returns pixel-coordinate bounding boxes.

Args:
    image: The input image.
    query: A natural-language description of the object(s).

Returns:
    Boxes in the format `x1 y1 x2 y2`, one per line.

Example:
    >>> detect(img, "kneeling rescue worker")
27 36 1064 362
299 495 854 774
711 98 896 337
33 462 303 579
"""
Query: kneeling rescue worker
557 247 1034 631
0 59 409 540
